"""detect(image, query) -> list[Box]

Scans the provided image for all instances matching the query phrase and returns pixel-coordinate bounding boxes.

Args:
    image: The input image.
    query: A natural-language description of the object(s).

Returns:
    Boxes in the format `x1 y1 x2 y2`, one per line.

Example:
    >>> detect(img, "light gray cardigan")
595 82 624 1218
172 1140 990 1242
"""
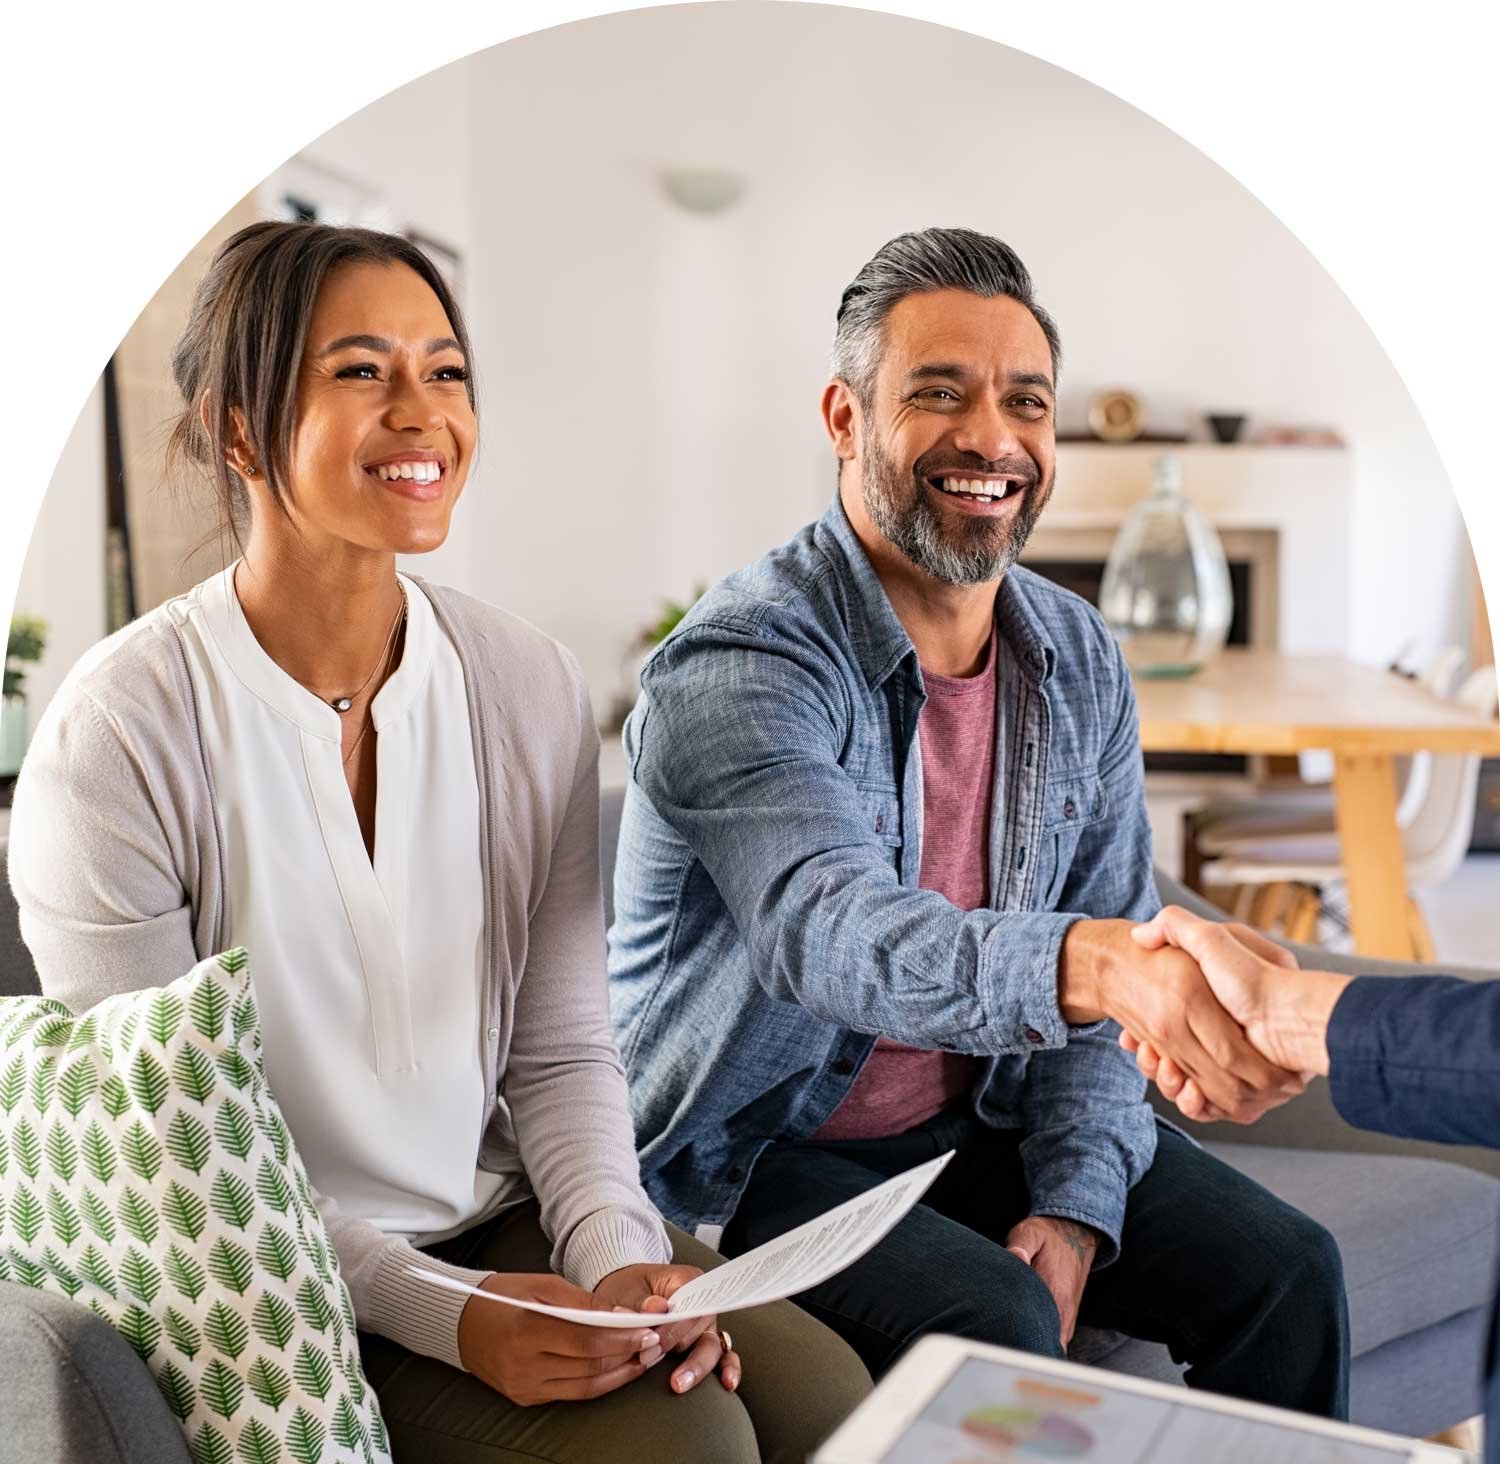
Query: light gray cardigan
6 577 671 1368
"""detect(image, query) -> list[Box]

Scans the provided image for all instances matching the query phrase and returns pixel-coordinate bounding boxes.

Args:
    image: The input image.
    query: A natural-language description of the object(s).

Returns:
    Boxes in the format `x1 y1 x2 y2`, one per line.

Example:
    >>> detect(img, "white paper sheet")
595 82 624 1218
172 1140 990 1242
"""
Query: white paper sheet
426 1150 953 1328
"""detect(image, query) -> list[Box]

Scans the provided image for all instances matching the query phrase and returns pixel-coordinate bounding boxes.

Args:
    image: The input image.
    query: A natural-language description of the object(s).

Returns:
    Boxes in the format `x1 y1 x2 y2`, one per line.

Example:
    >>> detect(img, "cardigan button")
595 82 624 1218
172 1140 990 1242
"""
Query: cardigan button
487 1027 500 1040
1024 1027 1045 1045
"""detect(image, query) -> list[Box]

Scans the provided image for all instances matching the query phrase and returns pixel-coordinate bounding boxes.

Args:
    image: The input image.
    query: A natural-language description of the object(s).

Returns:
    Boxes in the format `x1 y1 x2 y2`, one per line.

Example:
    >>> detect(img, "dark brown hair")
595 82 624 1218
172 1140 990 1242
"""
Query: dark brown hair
168 220 476 532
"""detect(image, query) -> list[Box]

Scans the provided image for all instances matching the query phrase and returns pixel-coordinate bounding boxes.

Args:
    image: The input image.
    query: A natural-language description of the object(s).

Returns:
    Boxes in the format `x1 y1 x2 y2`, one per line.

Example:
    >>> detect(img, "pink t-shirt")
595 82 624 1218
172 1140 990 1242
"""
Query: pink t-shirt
814 630 996 1141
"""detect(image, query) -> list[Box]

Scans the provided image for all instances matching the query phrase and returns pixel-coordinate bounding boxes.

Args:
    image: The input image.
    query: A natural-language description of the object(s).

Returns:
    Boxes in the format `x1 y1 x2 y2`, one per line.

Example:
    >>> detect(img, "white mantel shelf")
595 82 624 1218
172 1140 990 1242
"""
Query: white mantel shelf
1049 442 1348 527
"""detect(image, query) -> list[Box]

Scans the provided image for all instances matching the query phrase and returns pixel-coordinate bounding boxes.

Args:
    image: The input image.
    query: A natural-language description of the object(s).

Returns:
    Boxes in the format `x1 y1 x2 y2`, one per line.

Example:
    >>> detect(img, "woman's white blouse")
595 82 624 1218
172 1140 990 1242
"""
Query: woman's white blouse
175 566 523 1241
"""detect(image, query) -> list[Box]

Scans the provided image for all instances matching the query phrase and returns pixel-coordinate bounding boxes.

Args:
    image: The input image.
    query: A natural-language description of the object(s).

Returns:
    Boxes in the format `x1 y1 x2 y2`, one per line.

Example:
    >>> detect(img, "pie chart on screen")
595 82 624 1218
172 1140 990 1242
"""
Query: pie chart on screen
960 1404 1095 1457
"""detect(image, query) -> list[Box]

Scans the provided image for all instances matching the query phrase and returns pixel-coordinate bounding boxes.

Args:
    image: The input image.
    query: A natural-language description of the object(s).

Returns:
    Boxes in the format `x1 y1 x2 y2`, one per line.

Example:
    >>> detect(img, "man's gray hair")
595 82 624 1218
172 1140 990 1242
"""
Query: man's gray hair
831 227 1061 405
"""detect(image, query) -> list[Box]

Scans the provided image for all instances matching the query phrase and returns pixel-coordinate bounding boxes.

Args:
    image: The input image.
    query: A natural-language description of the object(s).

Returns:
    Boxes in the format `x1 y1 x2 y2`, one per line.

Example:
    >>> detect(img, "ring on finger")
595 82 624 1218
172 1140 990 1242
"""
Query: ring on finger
717 1329 733 1356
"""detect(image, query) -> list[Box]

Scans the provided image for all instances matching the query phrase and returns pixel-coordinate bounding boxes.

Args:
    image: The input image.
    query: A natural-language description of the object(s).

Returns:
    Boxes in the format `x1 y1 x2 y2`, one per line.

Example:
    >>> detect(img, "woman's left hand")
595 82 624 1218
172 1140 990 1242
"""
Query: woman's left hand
592 1263 742 1393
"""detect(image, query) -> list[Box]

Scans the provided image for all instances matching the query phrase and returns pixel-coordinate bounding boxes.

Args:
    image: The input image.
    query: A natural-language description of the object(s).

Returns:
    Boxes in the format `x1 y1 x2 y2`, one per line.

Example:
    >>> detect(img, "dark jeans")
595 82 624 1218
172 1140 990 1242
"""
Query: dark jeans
723 1110 1351 1420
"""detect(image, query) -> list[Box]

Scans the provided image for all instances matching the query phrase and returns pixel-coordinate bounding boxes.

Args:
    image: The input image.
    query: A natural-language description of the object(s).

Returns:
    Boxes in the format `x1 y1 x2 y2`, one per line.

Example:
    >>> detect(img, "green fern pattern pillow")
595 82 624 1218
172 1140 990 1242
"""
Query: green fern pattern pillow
0 950 392 1464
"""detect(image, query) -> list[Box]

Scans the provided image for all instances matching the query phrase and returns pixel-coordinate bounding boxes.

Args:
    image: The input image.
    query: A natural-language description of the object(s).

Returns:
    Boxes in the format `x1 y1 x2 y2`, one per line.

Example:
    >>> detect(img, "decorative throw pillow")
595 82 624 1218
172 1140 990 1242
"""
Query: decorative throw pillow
0 950 392 1464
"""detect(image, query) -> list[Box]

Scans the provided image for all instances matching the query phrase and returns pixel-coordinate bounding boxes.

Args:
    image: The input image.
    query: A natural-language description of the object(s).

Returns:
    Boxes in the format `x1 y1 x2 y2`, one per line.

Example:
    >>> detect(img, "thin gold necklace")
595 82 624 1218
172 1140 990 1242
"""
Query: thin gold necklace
341 590 407 770
327 585 407 713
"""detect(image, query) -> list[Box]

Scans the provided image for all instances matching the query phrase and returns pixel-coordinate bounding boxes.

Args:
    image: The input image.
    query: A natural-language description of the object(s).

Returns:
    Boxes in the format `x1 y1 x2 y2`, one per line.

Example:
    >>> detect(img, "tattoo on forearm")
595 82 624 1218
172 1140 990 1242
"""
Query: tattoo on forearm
1053 1219 1099 1268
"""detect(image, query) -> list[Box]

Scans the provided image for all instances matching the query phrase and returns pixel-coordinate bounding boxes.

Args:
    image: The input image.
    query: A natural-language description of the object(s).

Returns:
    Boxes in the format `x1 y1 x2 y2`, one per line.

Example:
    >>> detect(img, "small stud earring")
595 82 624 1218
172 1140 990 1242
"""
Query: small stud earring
244 464 257 476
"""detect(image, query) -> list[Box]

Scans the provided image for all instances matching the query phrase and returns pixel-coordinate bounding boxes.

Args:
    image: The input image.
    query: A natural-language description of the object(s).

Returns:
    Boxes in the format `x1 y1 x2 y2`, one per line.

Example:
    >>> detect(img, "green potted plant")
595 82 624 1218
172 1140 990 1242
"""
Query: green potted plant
602 587 706 734
635 587 706 655
2 615 47 777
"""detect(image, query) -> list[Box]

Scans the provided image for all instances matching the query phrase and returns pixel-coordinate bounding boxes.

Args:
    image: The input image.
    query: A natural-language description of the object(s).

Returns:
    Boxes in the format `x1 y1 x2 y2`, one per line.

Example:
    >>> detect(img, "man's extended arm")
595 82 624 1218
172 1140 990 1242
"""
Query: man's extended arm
632 619 1078 1057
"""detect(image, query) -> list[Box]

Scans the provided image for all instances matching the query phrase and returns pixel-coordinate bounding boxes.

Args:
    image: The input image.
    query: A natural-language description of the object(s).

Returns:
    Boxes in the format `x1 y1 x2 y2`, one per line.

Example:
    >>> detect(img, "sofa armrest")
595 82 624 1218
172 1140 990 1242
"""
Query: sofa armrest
1150 868 1500 1178
0 1282 193 1464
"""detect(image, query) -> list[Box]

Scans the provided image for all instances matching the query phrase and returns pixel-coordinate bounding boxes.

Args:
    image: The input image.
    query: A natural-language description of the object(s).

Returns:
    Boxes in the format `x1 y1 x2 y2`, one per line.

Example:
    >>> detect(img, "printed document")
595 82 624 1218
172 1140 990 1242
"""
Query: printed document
425 1150 953 1327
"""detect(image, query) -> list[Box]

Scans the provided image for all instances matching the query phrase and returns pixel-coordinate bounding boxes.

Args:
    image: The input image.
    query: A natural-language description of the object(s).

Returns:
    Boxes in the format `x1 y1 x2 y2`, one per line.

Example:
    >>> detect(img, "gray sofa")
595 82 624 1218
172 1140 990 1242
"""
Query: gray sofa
1 801 1497 1461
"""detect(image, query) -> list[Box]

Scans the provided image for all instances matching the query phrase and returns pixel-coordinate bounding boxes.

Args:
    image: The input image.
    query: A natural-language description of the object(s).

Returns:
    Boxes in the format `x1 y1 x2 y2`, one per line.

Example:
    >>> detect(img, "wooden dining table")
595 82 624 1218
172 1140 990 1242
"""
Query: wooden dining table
1133 648 1500 960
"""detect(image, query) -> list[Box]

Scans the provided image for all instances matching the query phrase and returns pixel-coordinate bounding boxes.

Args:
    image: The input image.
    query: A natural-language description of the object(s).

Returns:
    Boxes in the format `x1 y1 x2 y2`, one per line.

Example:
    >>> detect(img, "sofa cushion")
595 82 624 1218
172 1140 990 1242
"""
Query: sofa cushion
1098 1307 1492 1436
1090 1147 1499 1434
600 784 625 930
0 950 392 1464
1348 1305 1493 1437
1201 1142 1500 1357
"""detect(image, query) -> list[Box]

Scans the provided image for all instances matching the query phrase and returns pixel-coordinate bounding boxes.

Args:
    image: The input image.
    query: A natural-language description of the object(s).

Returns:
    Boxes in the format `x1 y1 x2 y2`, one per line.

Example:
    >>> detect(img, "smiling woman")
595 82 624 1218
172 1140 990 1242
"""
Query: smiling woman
162 227 482 848
5 221 869 1464
169 223 476 558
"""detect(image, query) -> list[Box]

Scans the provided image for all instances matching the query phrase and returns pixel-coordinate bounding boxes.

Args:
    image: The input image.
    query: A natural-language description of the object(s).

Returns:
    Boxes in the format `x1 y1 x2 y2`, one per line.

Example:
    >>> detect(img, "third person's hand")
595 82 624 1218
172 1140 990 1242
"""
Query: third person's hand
1123 908 1333 1121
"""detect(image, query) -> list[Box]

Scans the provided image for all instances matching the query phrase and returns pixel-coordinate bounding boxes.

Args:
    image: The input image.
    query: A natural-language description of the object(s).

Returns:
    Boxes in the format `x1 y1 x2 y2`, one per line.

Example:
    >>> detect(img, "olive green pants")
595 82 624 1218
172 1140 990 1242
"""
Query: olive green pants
358 1201 872 1464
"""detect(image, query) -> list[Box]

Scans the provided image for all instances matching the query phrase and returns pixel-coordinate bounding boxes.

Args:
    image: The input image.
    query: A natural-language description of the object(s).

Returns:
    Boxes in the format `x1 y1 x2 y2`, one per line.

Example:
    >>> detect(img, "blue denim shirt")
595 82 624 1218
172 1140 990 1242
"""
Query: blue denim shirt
609 497 1160 1263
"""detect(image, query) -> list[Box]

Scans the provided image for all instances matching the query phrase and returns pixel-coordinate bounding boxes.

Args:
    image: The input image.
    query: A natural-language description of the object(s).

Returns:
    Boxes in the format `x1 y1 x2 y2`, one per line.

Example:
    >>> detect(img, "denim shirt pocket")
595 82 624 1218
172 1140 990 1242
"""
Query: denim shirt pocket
855 781 904 862
1037 772 1107 909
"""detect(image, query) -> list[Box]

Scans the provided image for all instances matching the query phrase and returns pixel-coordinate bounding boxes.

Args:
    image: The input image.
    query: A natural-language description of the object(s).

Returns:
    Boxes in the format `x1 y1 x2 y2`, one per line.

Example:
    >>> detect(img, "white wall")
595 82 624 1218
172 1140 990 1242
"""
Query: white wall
20 4 1468 722
290 57 480 593
12 383 107 728
452 4 1465 708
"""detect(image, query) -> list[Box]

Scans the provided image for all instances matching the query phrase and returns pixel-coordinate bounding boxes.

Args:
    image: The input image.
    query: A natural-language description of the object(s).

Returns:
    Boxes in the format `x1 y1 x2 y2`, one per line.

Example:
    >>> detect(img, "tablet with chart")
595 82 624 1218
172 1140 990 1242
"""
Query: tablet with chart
814 1336 1470 1464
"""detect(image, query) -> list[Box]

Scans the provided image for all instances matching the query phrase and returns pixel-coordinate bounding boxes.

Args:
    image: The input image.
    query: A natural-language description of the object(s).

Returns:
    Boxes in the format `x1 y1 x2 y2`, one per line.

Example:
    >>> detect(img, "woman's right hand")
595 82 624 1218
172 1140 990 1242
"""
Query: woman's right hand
456 1272 665 1405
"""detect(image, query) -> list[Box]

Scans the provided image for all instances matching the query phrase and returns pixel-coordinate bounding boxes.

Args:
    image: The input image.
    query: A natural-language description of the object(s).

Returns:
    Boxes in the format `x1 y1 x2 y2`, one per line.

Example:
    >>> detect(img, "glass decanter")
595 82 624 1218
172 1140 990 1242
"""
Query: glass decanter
1099 454 1234 678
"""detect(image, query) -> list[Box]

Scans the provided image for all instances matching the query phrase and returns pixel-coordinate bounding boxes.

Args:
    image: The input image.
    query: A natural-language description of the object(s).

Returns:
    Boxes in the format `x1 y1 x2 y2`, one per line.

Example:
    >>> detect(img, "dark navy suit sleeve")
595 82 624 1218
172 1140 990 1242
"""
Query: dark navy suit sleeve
1327 975 1500 1145
1328 975 1500 1464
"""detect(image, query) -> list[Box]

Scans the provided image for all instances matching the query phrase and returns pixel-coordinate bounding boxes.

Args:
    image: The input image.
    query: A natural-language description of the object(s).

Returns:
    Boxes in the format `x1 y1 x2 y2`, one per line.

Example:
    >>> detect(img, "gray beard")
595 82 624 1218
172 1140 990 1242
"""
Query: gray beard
860 432 1049 586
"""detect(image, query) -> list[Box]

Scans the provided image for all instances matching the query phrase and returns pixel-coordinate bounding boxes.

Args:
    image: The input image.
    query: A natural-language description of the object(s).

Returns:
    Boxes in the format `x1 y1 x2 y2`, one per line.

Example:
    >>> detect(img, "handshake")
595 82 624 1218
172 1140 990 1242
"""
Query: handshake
1060 908 1353 1125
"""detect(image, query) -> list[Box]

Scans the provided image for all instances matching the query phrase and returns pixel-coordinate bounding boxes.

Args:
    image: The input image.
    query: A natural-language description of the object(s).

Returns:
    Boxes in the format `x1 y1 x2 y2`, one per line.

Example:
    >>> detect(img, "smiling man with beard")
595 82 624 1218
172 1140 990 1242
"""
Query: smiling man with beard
608 229 1349 1418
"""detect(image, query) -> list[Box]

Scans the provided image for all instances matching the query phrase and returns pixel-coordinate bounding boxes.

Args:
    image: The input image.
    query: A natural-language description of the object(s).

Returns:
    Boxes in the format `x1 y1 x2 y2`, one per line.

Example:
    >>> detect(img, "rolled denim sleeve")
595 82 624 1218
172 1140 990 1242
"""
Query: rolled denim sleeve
1020 641 1159 1264
631 618 1081 1056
